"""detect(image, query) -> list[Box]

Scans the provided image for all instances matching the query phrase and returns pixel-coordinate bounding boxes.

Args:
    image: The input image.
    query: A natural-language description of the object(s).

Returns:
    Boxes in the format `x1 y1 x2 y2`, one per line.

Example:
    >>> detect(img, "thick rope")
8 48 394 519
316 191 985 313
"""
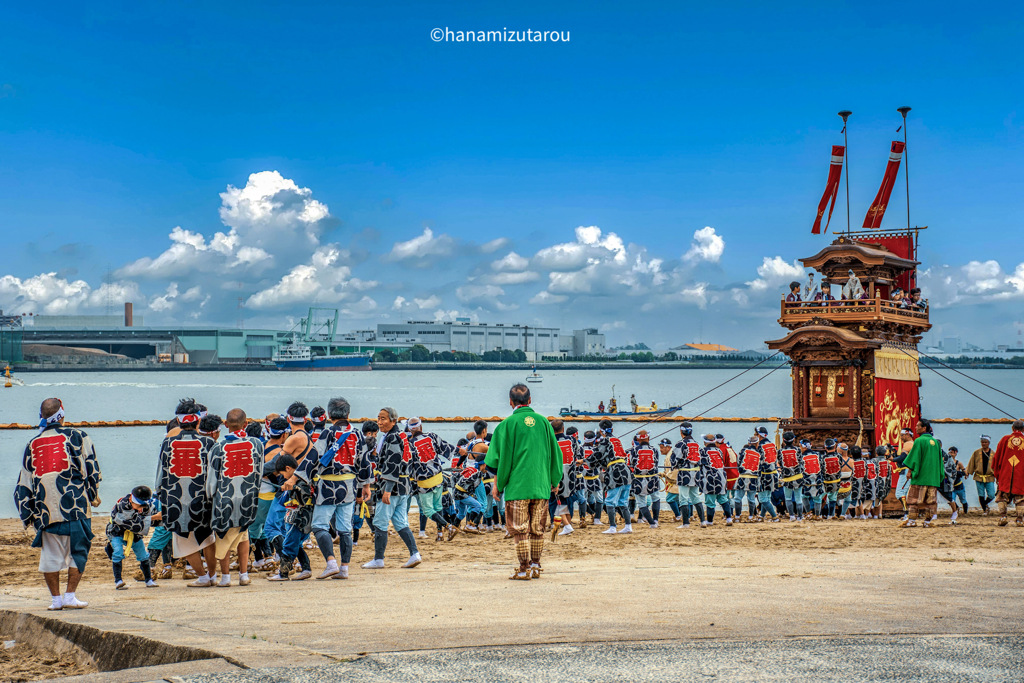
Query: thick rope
616 351 783 440
650 363 789 441
916 348 1024 406
899 348 1017 420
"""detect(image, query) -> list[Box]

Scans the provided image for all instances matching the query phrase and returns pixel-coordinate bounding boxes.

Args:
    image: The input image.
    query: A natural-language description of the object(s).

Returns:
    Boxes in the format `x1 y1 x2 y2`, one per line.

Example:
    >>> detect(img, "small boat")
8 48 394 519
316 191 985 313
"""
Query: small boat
526 365 543 383
272 343 371 371
559 405 681 418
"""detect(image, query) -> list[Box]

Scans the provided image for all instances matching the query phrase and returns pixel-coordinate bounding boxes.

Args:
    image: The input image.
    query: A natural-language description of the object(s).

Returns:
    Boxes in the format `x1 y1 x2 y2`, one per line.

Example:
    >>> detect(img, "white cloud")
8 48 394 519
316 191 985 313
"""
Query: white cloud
149 283 180 312
600 320 626 332
219 171 330 247
534 225 627 272
746 256 804 292
393 294 442 312
414 295 442 308
432 309 475 323
919 259 1024 308
340 296 379 317
246 245 377 310
480 237 509 254
489 271 540 285
678 283 709 309
0 273 144 316
387 227 455 263
492 252 530 272
684 226 725 263
120 171 328 282
531 225 666 299
529 291 567 305
456 283 505 304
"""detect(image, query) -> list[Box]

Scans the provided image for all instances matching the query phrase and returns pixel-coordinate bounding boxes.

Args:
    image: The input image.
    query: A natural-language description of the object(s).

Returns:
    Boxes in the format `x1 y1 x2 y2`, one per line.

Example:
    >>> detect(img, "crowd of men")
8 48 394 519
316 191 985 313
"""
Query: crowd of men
14 394 1024 607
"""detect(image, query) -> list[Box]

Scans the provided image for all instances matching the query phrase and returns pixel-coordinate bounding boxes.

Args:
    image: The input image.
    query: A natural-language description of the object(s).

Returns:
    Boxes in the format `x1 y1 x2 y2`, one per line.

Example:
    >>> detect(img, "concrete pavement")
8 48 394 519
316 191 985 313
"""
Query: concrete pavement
175 635 1024 682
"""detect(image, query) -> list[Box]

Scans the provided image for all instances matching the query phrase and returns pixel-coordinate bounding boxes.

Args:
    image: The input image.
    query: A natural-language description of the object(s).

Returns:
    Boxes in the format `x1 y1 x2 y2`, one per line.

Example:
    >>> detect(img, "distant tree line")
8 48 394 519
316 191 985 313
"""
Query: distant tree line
923 355 1024 368
370 345 687 363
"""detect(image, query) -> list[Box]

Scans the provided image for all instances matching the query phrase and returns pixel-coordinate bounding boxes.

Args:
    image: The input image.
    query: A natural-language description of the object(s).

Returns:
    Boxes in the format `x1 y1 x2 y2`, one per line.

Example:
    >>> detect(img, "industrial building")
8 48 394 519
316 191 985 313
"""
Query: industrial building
562 328 606 358
376 320 562 359
2 305 604 365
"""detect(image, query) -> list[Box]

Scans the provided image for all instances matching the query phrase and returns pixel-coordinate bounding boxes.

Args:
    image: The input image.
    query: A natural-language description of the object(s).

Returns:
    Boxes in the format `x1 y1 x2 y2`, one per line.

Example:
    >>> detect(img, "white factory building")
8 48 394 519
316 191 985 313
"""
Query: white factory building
370 320 605 360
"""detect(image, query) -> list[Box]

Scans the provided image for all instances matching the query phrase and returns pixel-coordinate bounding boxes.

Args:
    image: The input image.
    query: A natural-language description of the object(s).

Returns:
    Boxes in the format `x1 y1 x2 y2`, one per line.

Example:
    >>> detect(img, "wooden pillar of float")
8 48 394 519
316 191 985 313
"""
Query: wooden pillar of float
767 232 932 516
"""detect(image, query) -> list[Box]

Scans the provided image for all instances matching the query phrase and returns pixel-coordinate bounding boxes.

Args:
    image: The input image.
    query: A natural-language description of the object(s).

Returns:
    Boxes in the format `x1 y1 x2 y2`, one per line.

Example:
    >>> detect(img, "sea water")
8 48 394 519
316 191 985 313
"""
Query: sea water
1 368 1019 517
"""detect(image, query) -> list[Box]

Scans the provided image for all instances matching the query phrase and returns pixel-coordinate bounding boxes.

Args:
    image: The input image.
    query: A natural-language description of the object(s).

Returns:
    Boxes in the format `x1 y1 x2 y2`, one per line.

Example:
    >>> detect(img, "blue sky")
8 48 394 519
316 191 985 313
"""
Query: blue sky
1 2 1022 349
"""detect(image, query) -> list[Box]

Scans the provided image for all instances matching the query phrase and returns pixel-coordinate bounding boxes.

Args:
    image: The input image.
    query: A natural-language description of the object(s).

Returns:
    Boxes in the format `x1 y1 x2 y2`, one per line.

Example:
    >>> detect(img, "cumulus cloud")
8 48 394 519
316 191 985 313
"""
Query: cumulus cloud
387 227 456 264
919 259 1024 308
393 294 442 312
0 273 142 316
246 245 377 310
677 283 710 309
219 171 330 247
683 226 725 263
120 171 329 283
531 225 665 299
745 256 804 292
492 252 530 272
534 225 627 272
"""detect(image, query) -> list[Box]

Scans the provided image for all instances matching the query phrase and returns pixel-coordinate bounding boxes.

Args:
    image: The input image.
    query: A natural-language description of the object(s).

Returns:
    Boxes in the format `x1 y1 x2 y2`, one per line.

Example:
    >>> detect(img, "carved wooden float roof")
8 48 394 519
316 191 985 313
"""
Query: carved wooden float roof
765 324 884 353
800 239 918 273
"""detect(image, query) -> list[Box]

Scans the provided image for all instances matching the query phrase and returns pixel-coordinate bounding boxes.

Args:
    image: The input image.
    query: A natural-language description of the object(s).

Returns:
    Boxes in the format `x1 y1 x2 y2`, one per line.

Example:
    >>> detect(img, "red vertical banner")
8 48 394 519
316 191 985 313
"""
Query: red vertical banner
873 377 920 448
863 141 906 229
812 145 845 234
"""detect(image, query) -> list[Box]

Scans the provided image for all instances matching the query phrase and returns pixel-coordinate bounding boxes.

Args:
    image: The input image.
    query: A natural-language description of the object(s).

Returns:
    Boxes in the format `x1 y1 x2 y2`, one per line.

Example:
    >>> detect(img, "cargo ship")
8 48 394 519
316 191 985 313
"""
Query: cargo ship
272 342 371 371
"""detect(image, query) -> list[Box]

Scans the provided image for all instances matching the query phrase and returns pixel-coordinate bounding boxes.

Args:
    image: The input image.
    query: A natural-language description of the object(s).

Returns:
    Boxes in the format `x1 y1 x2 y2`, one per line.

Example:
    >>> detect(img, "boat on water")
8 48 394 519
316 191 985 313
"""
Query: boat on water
526 365 543 383
559 405 681 418
272 343 371 371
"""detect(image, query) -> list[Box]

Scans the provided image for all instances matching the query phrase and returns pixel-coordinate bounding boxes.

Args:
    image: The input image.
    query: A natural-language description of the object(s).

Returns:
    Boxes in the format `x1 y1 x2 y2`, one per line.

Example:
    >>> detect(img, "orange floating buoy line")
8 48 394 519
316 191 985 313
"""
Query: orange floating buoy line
0 415 1013 430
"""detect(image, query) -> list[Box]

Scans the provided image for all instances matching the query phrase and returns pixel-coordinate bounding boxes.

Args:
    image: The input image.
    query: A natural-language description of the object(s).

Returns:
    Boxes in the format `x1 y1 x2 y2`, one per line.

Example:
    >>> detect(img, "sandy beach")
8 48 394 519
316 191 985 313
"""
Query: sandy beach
3 509 1023 680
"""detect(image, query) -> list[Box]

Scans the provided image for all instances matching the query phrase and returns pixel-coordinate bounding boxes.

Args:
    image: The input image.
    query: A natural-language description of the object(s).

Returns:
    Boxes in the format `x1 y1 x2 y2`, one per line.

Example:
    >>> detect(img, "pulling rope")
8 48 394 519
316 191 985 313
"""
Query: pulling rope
916 348 1024 406
899 348 1018 420
616 351 784 440
650 362 789 442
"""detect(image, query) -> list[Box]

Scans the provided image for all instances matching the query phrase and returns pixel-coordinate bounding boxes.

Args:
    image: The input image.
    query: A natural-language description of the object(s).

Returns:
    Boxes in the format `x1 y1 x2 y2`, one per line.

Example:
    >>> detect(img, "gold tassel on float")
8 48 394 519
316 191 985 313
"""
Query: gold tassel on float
774 422 782 449
855 416 864 449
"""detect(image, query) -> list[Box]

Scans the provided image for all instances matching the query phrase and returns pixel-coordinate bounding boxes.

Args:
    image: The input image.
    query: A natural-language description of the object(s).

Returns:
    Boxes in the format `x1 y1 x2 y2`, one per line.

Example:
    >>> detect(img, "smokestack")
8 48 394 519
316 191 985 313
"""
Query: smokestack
124 302 133 327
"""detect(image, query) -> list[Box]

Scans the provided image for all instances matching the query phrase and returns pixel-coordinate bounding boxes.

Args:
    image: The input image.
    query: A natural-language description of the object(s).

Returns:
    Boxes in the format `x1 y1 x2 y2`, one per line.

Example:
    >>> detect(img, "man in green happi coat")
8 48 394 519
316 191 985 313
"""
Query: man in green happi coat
899 418 945 528
485 383 563 580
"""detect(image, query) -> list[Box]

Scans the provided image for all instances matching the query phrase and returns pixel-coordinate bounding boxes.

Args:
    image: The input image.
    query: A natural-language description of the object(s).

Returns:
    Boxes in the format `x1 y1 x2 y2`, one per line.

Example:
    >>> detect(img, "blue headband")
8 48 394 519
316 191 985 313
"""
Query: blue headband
37 402 65 434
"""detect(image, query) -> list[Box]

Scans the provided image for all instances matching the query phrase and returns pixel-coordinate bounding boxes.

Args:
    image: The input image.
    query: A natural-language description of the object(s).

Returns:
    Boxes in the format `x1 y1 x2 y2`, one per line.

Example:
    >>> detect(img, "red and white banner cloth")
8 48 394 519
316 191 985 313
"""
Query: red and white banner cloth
863 141 906 230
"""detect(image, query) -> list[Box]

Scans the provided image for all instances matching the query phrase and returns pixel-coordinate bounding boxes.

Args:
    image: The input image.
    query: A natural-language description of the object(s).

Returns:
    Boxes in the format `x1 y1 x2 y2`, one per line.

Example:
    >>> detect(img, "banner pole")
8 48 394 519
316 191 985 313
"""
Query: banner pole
838 110 852 236
897 106 912 232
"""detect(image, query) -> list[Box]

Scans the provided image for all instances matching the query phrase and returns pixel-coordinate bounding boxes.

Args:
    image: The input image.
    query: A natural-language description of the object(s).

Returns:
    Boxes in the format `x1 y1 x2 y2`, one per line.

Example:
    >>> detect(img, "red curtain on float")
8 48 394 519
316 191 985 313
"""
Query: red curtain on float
874 377 920 449
861 234 916 292
874 377 920 490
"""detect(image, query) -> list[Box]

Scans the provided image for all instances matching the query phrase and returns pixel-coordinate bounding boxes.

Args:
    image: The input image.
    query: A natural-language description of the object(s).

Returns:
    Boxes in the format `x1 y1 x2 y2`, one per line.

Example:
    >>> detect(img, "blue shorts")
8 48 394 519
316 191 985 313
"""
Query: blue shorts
605 485 630 508
312 502 355 536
